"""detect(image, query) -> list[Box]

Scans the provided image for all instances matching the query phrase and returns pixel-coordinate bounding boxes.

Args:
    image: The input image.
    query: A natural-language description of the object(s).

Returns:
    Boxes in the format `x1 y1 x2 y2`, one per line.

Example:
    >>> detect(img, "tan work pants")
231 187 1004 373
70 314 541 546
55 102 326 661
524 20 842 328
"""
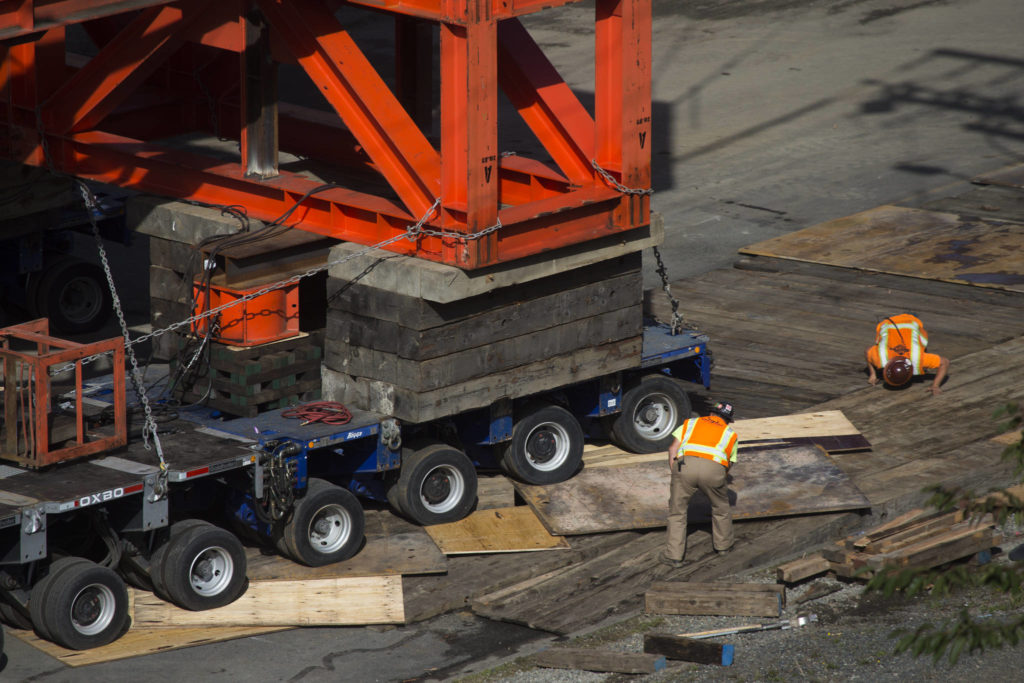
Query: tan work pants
665 455 734 561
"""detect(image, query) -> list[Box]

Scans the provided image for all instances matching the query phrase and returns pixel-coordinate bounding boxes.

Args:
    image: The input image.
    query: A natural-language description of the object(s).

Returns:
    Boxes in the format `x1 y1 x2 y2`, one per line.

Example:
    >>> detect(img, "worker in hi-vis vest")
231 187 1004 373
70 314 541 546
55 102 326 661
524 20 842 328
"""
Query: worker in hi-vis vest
660 402 738 569
865 314 949 396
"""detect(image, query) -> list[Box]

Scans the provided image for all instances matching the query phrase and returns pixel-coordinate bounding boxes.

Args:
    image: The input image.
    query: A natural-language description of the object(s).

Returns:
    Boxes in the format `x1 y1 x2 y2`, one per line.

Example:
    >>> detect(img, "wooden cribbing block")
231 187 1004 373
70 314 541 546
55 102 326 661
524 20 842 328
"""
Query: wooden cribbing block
776 554 831 583
851 508 964 550
644 634 734 666
860 511 967 554
866 525 1001 572
645 582 784 617
533 648 667 674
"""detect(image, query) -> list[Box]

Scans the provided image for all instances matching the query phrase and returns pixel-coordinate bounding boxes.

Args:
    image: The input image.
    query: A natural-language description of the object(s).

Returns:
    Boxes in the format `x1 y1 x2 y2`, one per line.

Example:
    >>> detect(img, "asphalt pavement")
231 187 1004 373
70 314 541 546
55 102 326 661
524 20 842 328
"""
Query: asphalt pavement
5 0 1024 680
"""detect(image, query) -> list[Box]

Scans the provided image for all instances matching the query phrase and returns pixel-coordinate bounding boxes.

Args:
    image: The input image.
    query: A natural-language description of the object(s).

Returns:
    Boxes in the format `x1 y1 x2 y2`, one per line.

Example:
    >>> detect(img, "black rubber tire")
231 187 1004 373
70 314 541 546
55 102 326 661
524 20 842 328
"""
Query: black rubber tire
156 522 248 611
0 600 33 631
40 561 130 650
607 375 692 454
276 479 365 567
29 557 92 641
390 443 477 525
501 404 583 485
148 519 209 597
33 256 112 334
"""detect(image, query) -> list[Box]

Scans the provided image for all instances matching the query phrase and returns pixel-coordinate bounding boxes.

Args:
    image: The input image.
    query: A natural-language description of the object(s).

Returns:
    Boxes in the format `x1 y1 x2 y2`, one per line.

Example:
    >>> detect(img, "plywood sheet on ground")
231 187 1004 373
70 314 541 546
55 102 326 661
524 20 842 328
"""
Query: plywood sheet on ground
975 164 1024 190
11 626 286 667
519 445 869 535
131 575 404 627
246 509 445 580
739 205 1024 292
425 506 570 554
582 411 867 469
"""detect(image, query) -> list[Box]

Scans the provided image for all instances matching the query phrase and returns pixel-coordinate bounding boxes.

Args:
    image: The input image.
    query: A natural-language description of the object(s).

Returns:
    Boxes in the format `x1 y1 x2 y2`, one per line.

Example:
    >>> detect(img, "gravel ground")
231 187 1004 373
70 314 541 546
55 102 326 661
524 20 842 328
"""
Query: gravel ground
460 527 1024 683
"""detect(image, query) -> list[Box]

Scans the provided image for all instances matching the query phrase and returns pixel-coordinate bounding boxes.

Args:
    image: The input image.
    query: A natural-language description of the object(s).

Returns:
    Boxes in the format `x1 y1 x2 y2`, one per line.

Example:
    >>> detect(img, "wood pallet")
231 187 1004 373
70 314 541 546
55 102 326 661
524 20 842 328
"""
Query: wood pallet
777 508 1001 581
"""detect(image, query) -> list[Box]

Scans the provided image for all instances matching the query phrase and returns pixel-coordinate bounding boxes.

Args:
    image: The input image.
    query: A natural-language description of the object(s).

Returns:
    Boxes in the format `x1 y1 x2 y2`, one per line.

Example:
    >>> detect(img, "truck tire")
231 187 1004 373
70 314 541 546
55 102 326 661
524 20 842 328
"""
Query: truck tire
40 561 130 650
32 256 112 334
501 404 583 485
147 518 209 596
276 479 365 567
29 556 92 641
607 375 691 454
0 601 33 630
390 443 477 525
156 521 248 611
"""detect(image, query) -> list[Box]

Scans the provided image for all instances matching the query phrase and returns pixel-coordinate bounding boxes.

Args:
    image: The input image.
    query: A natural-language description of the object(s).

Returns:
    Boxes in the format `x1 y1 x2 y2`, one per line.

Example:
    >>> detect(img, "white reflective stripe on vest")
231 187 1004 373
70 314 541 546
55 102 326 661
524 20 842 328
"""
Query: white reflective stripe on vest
677 419 731 467
877 322 924 374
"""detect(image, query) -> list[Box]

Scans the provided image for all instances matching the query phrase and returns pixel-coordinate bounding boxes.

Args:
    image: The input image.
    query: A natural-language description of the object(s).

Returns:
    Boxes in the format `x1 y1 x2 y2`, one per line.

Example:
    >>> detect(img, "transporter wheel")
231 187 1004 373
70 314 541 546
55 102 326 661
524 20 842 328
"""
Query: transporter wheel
156 521 248 611
501 404 583 485
606 375 691 454
390 443 477 525
32 256 112 334
40 561 130 650
0 600 33 630
148 519 209 597
276 479 365 567
29 557 92 641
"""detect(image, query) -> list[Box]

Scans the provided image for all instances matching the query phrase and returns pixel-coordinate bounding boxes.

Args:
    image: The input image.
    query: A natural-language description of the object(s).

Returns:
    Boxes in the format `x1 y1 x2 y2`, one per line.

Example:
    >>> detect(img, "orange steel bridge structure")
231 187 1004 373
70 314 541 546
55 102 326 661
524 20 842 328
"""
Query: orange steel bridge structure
0 0 651 269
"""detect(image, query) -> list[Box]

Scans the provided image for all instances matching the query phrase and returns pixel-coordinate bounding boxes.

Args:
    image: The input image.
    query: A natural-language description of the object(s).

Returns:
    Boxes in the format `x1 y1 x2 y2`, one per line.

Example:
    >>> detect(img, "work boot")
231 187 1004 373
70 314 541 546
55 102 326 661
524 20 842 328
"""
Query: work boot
715 546 733 556
658 551 683 569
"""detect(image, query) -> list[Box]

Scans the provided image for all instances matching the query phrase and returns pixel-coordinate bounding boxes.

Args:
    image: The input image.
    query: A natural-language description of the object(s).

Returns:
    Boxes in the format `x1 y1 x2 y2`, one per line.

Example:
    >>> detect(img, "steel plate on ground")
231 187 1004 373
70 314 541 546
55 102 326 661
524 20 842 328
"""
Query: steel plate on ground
514 445 869 536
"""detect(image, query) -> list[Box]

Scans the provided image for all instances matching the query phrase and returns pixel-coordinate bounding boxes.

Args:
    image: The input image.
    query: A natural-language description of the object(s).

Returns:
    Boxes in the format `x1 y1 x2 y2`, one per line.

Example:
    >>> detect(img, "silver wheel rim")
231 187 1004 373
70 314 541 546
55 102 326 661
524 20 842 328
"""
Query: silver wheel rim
308 503 352 555
189 546 234 596
70 583 116 636
632 392 677 441
58 275 104 325
524 421 570 472
420 464 465 514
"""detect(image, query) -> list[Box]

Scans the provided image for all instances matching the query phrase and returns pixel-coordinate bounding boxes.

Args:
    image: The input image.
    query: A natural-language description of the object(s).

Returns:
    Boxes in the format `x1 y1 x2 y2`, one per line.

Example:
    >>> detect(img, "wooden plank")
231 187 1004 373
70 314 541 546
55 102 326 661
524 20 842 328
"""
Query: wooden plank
644 634 734 666
330 271 642 360
739 205 1024 293
477 474 516 510
245 509 446 581
921 184 1024 225
865 525 1000 571
532 648 667 674
645 582 784 617
131 575 404 627
11 625 287 667
731 411 862 440
425 506 570 555
860 511 967 554
516 446 870 536
321 336 643 424
974 163 1024 189
325 305 640 391
776 554 831 583
327 251 641 330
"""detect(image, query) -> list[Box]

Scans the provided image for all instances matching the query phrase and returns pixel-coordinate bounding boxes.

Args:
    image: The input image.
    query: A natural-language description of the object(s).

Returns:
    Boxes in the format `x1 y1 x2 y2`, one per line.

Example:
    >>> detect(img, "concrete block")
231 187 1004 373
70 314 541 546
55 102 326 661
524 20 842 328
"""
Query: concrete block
128 195 259 244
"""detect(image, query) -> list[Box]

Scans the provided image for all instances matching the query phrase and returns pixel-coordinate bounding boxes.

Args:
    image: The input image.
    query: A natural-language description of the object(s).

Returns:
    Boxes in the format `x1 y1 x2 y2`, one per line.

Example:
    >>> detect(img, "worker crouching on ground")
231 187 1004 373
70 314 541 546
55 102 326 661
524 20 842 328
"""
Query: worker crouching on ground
659 402 738 569
865 314 949 396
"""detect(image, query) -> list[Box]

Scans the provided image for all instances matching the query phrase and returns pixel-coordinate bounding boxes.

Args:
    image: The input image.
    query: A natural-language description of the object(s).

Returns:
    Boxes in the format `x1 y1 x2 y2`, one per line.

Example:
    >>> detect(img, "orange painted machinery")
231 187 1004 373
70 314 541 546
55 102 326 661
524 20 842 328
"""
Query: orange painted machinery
0 0 652 270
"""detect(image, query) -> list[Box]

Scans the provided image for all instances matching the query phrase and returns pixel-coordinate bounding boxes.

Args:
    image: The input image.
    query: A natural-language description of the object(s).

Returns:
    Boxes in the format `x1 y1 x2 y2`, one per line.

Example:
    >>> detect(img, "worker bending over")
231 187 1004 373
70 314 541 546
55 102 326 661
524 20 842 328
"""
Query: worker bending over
865 314 949 396
660 402 738 569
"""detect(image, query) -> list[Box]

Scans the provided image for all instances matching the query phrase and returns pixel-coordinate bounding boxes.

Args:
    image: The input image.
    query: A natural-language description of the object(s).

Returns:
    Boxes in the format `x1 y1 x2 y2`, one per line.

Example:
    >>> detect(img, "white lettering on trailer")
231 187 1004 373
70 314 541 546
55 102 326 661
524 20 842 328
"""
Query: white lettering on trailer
345 430 365 440
79 488 125 507
607 398 618 408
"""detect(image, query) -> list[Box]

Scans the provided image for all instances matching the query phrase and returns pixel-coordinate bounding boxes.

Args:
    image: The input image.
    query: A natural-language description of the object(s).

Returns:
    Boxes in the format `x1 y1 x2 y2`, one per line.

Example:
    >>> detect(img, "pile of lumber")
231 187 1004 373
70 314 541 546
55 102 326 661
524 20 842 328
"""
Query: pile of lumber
322 249 644 423
777 508 1002 582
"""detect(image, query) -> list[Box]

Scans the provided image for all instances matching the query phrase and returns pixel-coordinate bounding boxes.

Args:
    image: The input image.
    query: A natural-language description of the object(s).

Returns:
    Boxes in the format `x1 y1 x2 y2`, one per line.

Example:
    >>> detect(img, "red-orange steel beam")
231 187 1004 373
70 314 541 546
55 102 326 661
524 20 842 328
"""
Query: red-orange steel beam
0 0 173 40
440 15 498 266
497 18 594 186
40 1 203 135
344 0 583 22
259 0 441 220
595 0 650 227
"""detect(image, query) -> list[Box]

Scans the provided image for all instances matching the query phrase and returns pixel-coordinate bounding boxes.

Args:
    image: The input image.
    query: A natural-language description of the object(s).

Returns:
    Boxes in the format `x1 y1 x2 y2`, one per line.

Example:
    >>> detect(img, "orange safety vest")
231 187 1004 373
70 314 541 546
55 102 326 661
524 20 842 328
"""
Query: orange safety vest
672 415 738 467
875 314 928 374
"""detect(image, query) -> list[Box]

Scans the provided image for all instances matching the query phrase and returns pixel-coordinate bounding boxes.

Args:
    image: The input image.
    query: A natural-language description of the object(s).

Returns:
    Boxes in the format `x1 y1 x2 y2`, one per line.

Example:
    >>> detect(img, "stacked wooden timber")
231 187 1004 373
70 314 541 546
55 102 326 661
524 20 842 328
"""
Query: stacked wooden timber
776 508 1001 582
170 331 324 418
321 222 662 422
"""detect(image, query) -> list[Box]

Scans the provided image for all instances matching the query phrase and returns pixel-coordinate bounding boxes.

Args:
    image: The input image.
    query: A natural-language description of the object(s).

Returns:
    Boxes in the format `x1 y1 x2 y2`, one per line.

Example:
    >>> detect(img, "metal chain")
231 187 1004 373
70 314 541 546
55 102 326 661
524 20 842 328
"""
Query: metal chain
56 196 509 371
591 159 654 196
652 245 685 335
77 182 168 473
